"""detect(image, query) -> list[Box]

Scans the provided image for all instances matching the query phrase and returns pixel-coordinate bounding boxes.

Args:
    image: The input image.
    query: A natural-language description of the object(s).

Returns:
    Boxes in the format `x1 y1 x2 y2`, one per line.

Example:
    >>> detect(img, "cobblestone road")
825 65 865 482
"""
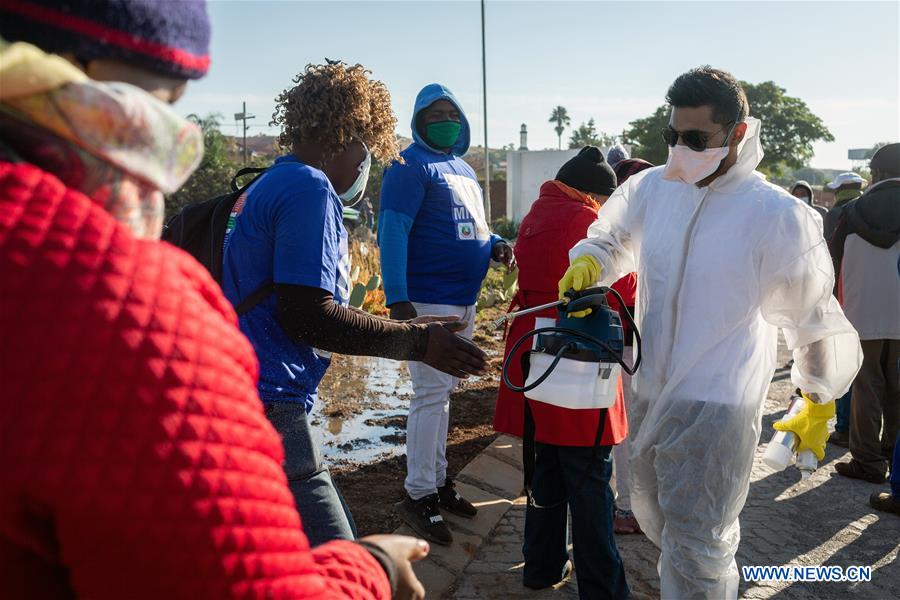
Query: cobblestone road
449 340 899 599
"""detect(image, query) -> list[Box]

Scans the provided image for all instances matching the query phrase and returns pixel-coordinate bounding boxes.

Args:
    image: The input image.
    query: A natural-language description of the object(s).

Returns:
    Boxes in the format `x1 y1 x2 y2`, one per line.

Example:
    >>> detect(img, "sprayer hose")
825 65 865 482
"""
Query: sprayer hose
502 326 638 393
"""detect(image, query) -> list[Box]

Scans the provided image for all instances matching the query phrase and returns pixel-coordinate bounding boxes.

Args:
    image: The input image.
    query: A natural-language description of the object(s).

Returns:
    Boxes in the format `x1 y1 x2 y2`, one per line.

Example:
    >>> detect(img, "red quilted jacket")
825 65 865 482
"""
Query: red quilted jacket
0 161 390 599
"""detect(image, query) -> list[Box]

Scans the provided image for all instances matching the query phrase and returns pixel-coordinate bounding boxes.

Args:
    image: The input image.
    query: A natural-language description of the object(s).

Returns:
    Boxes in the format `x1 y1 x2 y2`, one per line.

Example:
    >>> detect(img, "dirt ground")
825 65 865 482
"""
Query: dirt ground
331 307 508 536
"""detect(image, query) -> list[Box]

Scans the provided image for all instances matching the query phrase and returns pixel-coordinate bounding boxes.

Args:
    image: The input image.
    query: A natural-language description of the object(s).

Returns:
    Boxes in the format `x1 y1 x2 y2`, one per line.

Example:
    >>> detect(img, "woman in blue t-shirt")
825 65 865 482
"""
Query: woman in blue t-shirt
222 62 487 548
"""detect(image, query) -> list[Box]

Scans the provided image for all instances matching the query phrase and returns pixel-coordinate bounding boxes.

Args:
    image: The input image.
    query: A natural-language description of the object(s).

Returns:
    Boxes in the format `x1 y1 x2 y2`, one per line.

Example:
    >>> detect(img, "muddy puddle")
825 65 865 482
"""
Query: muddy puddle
311 340 502 468
311 355 414 466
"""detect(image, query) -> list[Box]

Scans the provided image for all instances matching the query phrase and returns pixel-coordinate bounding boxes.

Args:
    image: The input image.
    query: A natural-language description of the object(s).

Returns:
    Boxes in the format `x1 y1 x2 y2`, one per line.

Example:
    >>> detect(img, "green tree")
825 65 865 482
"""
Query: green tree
621 81 834 175
165 113 241 216
569 118 618 149
549 105 571 150
743 81 833 176
620 105 670 166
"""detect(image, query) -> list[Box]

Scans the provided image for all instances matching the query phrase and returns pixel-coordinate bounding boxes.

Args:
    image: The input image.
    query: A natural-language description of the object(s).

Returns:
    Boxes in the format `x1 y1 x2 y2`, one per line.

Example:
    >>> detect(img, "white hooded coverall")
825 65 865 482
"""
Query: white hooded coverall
570 118 862 599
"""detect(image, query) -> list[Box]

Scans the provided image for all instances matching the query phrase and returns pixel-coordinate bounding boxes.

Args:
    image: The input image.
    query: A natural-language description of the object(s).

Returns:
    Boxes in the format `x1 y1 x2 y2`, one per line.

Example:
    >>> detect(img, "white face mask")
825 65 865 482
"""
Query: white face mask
662 144 730 185
339 148 372 205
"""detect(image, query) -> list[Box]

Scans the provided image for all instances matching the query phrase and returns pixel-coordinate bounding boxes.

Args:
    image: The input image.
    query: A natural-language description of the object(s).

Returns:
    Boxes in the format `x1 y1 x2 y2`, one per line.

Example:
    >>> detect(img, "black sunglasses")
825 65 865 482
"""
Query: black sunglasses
662 121 736 153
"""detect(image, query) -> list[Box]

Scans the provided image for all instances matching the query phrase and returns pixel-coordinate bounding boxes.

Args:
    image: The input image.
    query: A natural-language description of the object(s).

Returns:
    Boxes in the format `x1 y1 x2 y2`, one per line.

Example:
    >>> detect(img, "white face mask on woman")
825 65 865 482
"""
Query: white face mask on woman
339 146 372 205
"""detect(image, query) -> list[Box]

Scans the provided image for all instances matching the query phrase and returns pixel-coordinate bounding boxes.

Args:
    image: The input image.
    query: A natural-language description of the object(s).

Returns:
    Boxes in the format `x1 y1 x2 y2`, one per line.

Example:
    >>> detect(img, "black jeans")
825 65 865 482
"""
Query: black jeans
264 401 357 546
523 443 629 600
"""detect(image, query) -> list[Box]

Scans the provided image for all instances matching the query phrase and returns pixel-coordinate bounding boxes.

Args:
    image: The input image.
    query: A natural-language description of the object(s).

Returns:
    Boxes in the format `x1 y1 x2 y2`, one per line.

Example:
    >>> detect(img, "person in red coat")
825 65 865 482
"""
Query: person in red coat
494 147 629 599
0 2 427 598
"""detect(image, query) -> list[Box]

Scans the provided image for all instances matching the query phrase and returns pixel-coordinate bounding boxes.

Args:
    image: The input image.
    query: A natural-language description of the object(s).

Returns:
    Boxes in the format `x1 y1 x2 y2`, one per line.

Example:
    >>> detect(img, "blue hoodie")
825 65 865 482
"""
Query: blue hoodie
378 83 502 306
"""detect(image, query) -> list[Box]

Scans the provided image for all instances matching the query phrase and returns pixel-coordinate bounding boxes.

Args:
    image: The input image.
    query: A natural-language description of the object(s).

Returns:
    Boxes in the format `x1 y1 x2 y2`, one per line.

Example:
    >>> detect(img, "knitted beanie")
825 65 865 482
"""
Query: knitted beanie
870 143 900 178
0 0 210 79
613 158 655 186
606 143 630 167
556 146 617 196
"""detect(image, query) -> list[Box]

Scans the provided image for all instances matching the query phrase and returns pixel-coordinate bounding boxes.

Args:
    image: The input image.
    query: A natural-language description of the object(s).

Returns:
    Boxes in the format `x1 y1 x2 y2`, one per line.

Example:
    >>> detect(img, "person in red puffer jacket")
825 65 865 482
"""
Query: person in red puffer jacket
494 147 629 599
0 2 426 598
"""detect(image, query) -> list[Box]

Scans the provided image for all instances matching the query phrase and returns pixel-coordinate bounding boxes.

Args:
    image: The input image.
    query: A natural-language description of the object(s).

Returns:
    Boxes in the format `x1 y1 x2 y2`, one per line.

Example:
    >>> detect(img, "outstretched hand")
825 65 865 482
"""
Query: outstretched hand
361 534 429 600
422 321 487 378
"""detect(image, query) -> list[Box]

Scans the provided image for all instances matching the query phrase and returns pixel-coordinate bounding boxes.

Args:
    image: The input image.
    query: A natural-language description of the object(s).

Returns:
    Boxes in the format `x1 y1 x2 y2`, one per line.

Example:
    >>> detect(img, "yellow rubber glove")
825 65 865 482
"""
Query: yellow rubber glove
772 393 835 461
558 255 601 318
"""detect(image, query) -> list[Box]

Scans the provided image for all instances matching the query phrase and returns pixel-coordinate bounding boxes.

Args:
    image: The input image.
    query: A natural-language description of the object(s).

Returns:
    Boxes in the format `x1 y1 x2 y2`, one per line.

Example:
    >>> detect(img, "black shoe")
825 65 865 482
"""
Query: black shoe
869 491 900 515
829 430 850 447
395 494 452 546
438 478 478 518
524 559 574 590
835 460 886 483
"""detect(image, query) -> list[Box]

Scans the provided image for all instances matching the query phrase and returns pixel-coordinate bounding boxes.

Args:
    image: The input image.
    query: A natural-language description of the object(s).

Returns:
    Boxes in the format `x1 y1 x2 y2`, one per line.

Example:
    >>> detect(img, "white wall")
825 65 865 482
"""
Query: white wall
506 148 613 223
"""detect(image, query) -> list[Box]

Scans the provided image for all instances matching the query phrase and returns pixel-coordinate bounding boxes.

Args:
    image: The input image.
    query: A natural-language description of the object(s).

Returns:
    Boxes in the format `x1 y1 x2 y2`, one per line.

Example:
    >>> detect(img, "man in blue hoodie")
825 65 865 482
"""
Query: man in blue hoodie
379 84 514 545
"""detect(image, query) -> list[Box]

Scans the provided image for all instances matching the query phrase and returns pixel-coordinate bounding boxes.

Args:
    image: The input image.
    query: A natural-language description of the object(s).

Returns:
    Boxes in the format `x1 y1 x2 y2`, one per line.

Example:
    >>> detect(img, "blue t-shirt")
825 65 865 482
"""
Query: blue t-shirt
222 155 350 411
378 143 501 306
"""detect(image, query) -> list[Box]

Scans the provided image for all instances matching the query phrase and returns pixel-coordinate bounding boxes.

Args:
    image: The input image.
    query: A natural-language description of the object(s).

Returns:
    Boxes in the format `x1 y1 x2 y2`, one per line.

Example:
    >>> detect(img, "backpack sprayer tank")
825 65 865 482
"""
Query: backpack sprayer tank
499 286 641 510
501 287 641 409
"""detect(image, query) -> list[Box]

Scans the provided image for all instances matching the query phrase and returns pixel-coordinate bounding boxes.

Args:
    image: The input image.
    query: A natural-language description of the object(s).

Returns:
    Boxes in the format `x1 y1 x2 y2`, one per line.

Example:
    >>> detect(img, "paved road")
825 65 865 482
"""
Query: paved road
450 340 899 599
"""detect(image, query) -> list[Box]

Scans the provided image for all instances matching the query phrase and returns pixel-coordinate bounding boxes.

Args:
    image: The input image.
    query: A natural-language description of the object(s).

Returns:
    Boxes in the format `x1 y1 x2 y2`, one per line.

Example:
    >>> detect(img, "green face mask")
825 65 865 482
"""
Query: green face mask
425 120 461 149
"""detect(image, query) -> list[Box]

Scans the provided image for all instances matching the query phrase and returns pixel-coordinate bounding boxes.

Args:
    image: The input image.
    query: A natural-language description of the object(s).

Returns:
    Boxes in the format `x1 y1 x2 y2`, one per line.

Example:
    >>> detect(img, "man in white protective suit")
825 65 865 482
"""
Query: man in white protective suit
558 66 863 599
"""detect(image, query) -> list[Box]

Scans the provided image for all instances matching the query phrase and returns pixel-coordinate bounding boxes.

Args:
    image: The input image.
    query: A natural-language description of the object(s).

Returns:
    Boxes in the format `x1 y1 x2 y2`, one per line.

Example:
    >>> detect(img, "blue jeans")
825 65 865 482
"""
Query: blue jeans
835 389 852 433
523 443 630 599
264 401 357 546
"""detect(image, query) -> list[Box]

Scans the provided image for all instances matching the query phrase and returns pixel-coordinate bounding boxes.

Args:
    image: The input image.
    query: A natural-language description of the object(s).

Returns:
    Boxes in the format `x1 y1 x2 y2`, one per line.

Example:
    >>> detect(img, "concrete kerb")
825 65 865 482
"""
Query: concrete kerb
397 435 526 599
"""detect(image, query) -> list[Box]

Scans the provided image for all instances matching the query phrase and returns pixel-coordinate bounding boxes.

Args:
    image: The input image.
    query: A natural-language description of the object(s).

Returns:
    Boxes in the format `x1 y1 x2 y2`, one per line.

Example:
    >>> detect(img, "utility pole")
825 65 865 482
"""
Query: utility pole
480 0 491 222
234 101 255 165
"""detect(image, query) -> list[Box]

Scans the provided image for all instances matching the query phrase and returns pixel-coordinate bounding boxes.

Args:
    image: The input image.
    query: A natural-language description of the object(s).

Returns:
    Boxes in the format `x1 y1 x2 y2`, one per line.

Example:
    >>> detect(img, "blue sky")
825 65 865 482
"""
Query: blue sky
179 0 900 169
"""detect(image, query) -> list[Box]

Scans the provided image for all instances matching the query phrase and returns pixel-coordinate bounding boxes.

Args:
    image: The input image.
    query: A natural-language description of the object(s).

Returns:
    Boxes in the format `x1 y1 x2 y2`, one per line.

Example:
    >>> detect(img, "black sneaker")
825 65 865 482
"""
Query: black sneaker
869 491 900 515
524 559 574 590
438 478 478 518
395 494 452 546
835 460 886 484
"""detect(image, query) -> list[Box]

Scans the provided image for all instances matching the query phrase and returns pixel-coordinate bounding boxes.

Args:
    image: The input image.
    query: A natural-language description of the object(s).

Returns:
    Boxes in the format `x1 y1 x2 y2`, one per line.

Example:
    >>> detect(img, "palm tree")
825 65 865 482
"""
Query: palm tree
549 106 571 150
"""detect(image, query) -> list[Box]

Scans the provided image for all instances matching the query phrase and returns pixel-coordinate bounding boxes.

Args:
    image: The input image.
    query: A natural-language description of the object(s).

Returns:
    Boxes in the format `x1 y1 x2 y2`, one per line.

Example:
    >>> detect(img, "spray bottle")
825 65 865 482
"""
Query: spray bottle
763 394 817 480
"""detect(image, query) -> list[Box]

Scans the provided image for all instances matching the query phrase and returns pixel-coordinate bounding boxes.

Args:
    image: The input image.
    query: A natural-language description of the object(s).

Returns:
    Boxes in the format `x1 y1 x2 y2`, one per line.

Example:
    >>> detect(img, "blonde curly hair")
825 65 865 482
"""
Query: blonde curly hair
271 60 400 163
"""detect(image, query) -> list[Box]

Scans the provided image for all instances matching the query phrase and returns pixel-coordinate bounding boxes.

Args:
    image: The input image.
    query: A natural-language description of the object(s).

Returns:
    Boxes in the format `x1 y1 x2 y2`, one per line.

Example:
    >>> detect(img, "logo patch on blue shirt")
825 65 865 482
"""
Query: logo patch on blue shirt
444 173 489 241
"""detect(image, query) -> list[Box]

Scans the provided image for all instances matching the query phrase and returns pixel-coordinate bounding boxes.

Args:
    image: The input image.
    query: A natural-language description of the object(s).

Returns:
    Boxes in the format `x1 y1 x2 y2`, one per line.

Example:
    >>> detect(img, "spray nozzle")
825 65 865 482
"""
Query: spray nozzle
491 296 571 330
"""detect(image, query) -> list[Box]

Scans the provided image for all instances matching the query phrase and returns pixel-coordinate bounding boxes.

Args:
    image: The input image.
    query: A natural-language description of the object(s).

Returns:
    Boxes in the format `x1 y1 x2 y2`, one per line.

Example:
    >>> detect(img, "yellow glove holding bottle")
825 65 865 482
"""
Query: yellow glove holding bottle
558 255 601 318
772 393 835 461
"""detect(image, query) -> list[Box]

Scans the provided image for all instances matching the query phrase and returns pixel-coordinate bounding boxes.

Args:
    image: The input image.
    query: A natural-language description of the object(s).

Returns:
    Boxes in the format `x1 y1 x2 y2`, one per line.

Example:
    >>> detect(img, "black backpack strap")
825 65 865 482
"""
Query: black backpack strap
522 351 542 504
219 166 273 293
230 166 269 192
235 280 275 316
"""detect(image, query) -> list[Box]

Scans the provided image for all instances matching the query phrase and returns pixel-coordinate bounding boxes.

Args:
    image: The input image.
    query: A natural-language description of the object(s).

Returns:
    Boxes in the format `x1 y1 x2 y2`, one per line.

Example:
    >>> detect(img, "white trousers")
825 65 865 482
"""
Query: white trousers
405 303 476 500
611 346 635 511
